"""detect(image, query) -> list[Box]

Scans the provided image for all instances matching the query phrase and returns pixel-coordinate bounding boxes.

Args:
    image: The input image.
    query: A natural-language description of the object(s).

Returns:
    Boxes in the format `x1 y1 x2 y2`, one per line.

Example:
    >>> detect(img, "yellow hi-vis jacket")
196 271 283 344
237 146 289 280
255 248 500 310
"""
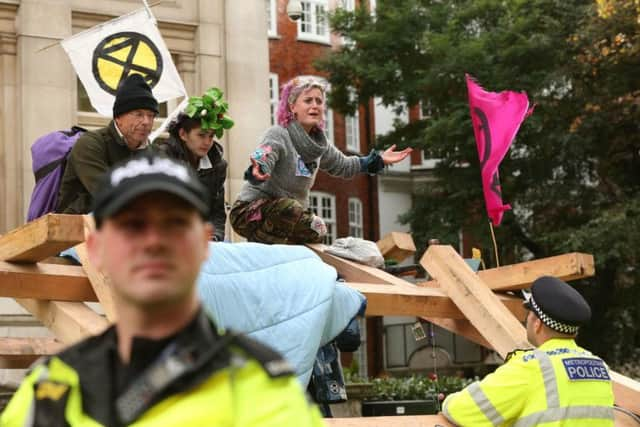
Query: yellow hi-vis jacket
0 312 324 427
442 338 614 427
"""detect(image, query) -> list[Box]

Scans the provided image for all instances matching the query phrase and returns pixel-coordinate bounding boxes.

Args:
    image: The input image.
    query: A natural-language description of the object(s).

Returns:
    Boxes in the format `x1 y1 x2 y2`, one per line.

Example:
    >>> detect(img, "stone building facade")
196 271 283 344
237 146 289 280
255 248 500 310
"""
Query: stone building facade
0 0 270 234
0 0 269 386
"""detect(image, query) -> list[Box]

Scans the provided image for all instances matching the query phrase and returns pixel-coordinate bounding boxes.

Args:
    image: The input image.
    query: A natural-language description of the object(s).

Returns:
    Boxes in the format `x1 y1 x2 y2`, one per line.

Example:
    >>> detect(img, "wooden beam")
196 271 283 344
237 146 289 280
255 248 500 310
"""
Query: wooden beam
326 415 454 426
0 337 64 369
611 371 640 416
326 411 638 426
377 232 416 263
313 244 594 294
477 252 595 291
422 245 640 415
0 214 84 262
348 282 526 321
417 252 595 291
17 299 109 345
0 261 98 302
614 407 640 426
76 215 117 321
350 282 459 318
421 245 530 357
308 244 417 288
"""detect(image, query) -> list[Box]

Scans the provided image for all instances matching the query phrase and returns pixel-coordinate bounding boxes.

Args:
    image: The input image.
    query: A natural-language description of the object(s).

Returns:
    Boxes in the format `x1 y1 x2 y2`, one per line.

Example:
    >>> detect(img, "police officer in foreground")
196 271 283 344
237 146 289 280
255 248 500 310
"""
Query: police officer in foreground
442 276 614 427
1 154 324 426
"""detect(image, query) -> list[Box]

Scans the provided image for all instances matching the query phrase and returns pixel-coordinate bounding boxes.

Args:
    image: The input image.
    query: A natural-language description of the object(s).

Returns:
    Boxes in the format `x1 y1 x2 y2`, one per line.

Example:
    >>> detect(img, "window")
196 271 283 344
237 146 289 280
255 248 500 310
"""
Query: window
352 317 368 378
342 0 356 10
298 0 330 44
384 320 482 369
418 99 441 169
345 111 360 153
348 197 363 238
309 192 337 244
420 99 438 120
269 73 279 126
266 0 277 37
325 106 334 144
340 0 356 45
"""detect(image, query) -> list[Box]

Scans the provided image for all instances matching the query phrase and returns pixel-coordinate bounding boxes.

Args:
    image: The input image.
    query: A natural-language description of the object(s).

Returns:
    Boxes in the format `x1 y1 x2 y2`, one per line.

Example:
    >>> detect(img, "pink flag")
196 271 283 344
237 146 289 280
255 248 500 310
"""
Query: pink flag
466 74 532 226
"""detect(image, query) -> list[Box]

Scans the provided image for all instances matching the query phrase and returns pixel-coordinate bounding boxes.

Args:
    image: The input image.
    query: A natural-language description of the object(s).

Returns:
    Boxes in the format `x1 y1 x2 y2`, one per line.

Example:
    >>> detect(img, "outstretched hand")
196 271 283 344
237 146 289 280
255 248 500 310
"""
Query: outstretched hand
381 144 413 165
250 158 271 181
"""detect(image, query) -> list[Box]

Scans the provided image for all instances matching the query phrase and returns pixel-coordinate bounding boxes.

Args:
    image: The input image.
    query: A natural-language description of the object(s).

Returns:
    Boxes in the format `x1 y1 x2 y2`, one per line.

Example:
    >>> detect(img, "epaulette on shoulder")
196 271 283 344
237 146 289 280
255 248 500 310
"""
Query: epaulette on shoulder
232 334 294 379
505 348 534 362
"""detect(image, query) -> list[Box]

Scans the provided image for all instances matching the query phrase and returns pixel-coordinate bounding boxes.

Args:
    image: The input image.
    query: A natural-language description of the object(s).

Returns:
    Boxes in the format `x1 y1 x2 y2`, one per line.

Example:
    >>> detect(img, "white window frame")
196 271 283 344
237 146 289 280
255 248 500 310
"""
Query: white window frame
348 197 363 238
269 73 279 126
418 100 441 169
309 191 337 244
341 0 356 10
340 0 356 45
266 0 277 37
345 110 360 153
298 0 330 45
325 106 334 144
353 317 368 378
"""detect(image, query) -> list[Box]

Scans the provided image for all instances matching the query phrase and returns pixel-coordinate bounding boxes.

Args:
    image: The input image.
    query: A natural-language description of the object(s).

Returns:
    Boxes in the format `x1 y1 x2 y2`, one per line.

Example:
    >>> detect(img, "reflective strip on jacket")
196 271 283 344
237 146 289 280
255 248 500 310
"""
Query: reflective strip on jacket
442 338 614 427
0 350 323 427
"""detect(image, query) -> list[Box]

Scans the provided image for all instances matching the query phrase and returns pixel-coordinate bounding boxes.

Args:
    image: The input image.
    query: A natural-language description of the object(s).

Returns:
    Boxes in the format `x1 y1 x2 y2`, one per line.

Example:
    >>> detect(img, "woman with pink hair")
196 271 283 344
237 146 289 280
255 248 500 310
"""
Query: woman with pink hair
230 76 412 244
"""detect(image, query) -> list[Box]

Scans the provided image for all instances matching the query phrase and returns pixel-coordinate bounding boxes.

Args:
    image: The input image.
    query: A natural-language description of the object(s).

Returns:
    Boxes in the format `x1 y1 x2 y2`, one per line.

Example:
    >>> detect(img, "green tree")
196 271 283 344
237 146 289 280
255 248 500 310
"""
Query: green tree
317 0 640 369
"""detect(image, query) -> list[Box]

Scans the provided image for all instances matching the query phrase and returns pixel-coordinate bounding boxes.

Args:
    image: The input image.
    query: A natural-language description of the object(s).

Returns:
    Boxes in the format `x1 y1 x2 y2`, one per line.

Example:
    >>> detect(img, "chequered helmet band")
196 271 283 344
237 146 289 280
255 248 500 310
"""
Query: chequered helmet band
529 296 579 335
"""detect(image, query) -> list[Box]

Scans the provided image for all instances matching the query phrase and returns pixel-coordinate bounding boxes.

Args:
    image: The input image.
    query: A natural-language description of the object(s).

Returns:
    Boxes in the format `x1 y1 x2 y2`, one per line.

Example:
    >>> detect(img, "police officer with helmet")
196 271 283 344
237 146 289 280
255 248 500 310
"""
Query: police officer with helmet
442 275 614 427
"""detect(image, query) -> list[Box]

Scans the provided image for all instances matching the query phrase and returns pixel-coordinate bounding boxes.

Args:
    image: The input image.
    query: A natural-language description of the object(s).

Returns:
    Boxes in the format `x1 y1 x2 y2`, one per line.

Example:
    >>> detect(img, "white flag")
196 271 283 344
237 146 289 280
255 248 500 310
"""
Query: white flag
61 8 186 117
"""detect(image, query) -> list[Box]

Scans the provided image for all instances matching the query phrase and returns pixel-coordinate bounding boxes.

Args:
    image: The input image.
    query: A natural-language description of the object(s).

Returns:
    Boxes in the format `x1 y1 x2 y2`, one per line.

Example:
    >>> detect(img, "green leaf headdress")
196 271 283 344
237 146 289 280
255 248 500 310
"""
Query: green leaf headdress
184 87 235 139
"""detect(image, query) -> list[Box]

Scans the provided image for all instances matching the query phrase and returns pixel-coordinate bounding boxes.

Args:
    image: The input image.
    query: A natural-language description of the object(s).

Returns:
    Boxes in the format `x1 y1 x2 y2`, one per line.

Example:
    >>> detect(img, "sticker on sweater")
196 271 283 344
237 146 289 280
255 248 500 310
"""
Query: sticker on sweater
562 358 610 381
296 155 312 177
251 145 272 166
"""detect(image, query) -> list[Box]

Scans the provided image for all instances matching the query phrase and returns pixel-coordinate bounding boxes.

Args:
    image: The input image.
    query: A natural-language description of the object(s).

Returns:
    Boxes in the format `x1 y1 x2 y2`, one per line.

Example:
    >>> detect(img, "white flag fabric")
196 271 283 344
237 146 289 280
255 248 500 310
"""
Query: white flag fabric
61 8 186 117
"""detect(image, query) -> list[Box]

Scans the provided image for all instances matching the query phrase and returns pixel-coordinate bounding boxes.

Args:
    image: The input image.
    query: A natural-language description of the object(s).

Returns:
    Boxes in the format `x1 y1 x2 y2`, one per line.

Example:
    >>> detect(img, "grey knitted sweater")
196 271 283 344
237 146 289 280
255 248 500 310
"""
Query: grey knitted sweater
237 122 362 208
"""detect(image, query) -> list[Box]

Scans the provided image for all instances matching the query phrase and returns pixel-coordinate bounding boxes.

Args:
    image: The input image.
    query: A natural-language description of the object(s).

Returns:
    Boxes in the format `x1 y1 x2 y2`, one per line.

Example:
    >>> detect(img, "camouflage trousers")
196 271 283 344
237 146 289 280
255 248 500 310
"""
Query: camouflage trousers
230 198 324 244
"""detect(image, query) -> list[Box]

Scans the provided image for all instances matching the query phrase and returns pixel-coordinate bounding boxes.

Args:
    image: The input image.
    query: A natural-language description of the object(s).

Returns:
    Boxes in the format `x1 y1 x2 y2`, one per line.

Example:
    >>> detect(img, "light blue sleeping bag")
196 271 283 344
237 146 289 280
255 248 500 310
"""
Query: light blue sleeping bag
197 242 366 386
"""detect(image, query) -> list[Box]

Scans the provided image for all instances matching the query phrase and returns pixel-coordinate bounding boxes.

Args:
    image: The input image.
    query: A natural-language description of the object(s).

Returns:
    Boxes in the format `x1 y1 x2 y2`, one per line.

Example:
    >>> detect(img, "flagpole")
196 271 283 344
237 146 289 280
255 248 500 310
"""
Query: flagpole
489 221 500 267
141 0 153 19
37 1 163 53
148 97 189 143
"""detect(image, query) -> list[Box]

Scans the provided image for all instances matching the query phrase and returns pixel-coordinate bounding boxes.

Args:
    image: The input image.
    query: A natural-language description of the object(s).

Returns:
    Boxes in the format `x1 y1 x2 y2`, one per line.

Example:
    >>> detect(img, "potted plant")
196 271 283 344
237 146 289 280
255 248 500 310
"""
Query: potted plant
360 374 473 417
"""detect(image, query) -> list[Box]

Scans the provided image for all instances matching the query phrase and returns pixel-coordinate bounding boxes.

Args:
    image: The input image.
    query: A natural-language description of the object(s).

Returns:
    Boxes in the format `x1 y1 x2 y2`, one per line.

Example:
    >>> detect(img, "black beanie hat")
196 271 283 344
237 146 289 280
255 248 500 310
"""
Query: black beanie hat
112 74 159 118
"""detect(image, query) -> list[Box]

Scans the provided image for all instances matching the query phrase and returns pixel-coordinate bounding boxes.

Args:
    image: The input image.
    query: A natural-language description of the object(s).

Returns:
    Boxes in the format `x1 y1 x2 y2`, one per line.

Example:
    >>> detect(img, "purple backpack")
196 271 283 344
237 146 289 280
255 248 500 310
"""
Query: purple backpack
27 127 86 221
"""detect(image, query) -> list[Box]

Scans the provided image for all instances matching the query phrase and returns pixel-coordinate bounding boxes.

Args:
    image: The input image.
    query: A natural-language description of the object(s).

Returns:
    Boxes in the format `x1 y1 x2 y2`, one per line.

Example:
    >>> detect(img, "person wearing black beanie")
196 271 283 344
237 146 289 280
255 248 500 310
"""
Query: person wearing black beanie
113 74 159 118
56 73 158 215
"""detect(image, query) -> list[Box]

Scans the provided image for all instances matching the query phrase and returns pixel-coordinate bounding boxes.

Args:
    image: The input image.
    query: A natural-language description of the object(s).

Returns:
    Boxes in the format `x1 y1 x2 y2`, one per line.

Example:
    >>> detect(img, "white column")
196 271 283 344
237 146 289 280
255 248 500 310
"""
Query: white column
16 0 75 220
223 0 270 203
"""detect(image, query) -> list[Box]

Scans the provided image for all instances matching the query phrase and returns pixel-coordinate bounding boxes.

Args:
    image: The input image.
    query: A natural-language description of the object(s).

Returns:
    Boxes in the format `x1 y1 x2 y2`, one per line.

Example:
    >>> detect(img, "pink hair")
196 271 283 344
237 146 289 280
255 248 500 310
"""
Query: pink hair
276 76 327 130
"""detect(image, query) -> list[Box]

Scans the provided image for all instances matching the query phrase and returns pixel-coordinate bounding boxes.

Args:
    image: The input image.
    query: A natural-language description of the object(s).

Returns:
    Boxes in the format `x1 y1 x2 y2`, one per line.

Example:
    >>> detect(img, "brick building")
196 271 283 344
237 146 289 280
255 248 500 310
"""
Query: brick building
266 0 490 379
266 0 379 244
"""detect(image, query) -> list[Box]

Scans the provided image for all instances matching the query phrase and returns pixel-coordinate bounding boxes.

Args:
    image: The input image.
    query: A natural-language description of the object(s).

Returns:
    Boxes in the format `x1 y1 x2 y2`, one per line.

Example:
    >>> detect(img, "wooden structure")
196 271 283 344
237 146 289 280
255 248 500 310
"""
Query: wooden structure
0 217 639 424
